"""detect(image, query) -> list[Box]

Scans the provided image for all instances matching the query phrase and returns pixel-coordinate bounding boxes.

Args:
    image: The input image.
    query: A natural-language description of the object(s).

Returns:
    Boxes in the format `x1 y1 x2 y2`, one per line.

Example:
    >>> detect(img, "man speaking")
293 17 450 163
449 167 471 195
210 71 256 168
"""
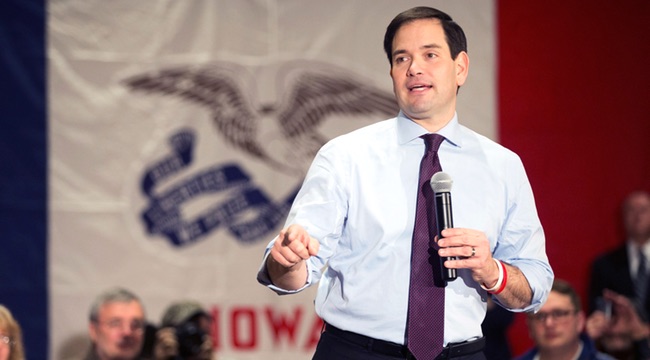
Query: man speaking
258 6 553 360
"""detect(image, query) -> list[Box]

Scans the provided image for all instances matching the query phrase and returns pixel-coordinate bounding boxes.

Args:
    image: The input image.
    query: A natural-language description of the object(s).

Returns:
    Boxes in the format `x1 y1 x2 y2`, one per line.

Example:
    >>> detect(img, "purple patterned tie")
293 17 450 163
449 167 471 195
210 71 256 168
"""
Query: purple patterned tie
407 133 445 360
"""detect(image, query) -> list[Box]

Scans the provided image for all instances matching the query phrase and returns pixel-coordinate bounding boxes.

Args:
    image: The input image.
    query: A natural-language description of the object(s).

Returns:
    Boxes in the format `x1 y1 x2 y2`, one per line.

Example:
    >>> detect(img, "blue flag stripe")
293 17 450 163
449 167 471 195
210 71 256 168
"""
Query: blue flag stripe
0 0 48 359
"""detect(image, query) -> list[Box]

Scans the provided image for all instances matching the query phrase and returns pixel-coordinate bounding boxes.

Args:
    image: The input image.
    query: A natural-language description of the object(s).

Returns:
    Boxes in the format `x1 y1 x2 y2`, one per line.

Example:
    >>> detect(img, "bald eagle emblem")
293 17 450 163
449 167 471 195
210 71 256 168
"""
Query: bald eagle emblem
123 62 398 246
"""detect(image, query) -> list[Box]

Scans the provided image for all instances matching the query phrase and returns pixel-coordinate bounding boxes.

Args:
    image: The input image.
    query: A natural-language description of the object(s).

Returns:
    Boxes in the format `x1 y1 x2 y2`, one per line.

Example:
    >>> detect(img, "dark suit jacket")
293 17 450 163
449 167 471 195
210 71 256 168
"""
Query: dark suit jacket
588 244 650 320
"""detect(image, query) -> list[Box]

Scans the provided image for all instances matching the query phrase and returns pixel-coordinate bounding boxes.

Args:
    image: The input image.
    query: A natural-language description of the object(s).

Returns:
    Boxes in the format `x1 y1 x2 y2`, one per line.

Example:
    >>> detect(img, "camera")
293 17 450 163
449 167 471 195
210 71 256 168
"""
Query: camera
175 321 207 358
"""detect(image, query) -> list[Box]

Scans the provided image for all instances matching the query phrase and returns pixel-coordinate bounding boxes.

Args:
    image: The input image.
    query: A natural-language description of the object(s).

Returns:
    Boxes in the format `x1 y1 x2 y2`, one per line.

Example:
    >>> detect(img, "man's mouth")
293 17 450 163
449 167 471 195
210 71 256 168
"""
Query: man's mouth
118 340 137 349
408 84 432 92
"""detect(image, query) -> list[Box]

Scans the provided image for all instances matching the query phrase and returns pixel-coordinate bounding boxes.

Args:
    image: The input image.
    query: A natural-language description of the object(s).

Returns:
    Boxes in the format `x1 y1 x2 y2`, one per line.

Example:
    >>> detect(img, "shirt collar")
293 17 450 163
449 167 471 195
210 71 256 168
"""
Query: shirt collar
627 239 650 257
396 110 462 148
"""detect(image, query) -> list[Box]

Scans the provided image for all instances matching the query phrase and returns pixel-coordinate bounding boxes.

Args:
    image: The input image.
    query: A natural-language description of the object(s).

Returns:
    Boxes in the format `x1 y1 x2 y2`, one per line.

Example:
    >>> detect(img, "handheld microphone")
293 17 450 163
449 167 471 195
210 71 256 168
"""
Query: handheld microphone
430 171 457 281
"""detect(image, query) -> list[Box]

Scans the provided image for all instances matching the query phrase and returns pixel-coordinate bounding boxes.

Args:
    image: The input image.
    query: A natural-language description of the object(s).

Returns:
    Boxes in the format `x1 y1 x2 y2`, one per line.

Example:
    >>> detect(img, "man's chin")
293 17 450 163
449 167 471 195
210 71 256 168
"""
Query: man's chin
402 108 430 121
112 348 140 360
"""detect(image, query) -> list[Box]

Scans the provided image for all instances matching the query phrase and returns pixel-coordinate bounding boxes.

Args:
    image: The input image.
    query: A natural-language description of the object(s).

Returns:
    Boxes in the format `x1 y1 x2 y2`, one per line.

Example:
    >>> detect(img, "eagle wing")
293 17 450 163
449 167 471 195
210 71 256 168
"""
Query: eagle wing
277 73 399 140
123 67 271 161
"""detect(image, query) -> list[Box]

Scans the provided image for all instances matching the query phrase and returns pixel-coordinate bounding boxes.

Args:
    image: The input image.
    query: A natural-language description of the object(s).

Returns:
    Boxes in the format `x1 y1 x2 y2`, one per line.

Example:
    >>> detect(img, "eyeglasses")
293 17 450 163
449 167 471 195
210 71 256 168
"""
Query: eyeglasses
96 319 146 333
0 335 14 346
529 309 576 323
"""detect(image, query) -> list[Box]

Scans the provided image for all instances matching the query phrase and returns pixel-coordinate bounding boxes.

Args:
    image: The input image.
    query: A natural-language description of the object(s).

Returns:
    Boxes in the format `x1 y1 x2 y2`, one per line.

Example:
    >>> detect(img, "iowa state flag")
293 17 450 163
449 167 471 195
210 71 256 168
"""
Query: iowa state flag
0 2 496 358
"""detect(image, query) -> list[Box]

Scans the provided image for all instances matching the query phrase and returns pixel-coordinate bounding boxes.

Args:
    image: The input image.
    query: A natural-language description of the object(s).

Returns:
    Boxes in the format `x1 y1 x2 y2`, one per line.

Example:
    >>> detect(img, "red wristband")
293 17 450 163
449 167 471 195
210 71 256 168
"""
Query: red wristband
490 261 508 295
480 258 503 292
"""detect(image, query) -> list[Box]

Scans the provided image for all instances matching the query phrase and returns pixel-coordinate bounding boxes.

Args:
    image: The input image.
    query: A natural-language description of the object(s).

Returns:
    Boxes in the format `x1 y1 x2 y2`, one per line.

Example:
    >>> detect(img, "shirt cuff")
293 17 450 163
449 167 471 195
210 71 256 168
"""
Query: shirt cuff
256 249 313 295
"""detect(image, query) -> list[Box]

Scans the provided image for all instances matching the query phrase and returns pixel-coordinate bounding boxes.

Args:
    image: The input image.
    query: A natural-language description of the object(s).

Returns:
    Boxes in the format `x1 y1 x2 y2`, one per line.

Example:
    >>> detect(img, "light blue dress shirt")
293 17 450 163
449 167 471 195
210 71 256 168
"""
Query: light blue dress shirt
258 112 553 346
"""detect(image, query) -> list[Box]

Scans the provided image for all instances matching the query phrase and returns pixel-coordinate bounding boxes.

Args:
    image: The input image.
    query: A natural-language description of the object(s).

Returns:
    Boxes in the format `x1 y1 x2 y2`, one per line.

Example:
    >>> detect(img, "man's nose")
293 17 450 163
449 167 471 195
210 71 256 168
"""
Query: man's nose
120 324 135 335
543 316 557 326
407 59 423 77
118 323 141 335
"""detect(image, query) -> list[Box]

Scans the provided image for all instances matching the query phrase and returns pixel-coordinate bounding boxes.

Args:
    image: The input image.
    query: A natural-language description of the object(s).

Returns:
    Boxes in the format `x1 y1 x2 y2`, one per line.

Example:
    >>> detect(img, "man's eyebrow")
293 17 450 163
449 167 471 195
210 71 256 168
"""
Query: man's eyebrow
392 49 408 58
392 43 443 58
422 43 442 50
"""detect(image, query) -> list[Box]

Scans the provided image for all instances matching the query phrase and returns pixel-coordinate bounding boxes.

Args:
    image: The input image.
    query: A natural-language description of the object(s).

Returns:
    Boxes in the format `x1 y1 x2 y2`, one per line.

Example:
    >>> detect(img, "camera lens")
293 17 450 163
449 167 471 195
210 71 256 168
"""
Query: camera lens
175 322 205 357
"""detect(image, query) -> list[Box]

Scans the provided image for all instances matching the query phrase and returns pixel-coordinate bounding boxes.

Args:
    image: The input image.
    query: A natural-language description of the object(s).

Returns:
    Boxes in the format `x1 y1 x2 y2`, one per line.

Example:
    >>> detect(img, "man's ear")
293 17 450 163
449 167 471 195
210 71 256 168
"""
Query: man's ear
455 51 469 87
89 322 98 342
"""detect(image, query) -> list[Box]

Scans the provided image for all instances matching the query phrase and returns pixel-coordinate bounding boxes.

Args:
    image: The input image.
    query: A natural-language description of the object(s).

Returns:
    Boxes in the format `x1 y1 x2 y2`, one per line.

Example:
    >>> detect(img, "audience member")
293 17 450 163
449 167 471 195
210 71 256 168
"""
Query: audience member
0 304 25 360
85 287 147 360
586 289 650 359
517 279 615 360
152 300 213 360
589 191 650 320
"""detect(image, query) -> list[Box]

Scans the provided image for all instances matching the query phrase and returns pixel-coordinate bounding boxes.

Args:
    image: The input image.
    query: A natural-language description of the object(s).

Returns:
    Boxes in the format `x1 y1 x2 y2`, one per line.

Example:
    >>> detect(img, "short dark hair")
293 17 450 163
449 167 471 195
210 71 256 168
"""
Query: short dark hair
551 279 582 312
383 7 467 65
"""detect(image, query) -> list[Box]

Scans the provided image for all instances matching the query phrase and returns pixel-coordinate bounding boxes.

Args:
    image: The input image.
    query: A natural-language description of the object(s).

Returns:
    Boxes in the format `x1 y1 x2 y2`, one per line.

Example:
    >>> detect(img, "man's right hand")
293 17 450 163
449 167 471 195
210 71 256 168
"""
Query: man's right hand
270 224 319 268
266 224 319 290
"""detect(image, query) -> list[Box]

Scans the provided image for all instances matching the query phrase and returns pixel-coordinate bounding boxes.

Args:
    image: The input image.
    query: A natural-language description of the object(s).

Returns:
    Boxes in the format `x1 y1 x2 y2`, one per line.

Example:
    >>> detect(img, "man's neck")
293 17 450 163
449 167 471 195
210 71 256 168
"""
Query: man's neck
630 236 650 248
538 340 582 360
407 110 455 133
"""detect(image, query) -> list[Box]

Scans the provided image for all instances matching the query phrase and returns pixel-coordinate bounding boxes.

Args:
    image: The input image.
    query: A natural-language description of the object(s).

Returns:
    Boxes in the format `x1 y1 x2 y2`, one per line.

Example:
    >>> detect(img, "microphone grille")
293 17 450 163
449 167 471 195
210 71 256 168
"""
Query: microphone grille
430 172 453 193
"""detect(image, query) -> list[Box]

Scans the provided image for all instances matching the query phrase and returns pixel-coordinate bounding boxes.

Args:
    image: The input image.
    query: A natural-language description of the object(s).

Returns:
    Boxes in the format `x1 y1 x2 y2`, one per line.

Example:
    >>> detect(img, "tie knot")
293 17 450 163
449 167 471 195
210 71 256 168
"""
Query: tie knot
421 133 445 154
